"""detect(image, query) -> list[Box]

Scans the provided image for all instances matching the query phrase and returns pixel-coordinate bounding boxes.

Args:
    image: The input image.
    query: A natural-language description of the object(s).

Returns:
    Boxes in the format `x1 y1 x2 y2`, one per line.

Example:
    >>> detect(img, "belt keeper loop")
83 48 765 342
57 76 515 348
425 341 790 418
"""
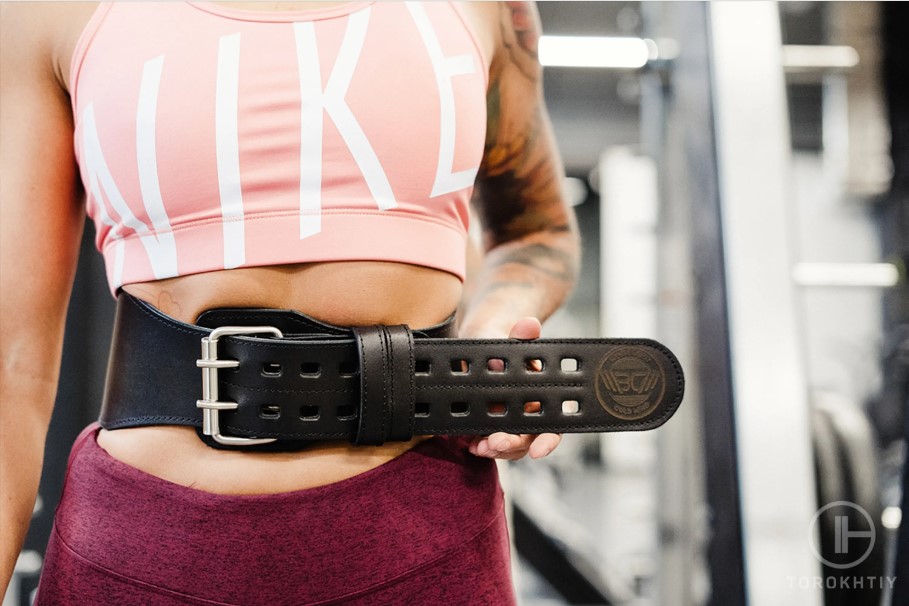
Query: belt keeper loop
385 325 416 442
351 325 415 445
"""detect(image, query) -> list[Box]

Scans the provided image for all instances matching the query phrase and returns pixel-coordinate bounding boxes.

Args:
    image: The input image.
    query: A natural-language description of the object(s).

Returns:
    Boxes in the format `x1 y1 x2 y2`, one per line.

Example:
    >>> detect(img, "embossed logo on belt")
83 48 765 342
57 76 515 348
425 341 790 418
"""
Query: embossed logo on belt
595 347 665 420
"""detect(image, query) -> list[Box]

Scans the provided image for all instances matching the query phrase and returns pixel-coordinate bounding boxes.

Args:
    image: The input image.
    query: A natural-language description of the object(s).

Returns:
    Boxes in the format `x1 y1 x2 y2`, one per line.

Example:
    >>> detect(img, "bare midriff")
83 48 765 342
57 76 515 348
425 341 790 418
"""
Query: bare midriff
97 261 463 495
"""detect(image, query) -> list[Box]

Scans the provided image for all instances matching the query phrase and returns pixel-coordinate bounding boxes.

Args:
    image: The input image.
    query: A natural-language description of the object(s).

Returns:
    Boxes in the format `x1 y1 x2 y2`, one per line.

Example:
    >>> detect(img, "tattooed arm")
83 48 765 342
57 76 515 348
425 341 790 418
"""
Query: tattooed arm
460 1 580 460
461 1 579 340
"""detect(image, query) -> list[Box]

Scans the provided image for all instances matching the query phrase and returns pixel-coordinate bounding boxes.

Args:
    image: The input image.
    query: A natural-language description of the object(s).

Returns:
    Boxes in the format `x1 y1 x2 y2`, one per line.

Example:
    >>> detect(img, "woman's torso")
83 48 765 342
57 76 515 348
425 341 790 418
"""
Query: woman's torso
52 0 499 494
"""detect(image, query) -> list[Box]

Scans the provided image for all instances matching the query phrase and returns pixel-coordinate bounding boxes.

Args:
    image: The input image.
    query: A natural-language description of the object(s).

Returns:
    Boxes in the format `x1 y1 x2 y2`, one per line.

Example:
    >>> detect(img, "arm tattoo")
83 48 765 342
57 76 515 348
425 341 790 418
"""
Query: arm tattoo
470 279 536 305
499 1 541 81
493 243 577 283
476 163 562 244
461 1 579 328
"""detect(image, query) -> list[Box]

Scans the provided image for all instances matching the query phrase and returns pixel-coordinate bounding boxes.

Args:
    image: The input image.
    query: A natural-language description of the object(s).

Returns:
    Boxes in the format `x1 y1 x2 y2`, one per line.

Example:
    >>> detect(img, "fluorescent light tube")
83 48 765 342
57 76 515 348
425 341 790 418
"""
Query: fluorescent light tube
539 36 650 69
792 262 900 288
781 45 859 71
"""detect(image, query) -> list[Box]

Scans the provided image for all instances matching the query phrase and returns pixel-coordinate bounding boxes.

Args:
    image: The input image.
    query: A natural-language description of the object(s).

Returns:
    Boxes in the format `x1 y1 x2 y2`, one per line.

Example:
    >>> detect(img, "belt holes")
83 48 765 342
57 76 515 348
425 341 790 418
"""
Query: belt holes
300 405 320 420
259 404 281 419
415 360 432 375
336 404 356 420
450 401 469 416
300 362 321 377
450 359 470 374
523 401 543 416
560 358 579 372
562 400 580 415
487 401 507 416
415 402 430 417
339 361 358 377
486 358 507 373
262 363 282 377
525 359 544 373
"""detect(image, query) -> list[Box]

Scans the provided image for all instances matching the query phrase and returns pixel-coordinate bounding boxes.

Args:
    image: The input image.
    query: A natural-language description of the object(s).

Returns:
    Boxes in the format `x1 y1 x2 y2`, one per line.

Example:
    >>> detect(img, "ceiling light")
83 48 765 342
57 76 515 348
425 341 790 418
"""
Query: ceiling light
781 45 859 71
539 36 650 69
792 262 900 288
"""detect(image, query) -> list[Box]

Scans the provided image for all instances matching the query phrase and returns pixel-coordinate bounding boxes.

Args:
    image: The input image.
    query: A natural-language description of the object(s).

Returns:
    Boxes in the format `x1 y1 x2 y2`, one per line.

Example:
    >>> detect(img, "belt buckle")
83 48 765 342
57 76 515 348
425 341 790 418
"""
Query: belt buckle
196 325 283 446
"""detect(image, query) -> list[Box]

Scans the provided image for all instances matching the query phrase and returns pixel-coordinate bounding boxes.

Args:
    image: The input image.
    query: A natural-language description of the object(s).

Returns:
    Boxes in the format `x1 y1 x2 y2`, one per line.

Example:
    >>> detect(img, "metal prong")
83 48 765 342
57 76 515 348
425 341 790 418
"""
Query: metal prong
196 359 241 369
212 433 276 446
196 400 240 411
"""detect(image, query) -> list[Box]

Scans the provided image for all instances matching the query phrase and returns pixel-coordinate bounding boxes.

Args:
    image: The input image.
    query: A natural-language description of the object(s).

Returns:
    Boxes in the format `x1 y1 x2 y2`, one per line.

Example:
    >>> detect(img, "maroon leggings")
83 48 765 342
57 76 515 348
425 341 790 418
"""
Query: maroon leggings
36 425 514 605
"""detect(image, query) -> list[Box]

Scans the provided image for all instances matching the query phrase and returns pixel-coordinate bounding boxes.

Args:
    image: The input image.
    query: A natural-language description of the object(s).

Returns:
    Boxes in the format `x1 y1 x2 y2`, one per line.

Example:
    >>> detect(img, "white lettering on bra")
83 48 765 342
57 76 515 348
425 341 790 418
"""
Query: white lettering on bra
83 84 179 284
405 2 480 197
215 33 246 268
294 7 396 240
83 122 125 289
135 55 180 276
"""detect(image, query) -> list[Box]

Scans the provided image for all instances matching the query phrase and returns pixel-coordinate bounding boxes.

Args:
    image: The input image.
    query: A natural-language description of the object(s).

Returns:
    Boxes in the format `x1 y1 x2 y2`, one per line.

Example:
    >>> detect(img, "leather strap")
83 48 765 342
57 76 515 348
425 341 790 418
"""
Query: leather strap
351 325 416 445
100 293 685 447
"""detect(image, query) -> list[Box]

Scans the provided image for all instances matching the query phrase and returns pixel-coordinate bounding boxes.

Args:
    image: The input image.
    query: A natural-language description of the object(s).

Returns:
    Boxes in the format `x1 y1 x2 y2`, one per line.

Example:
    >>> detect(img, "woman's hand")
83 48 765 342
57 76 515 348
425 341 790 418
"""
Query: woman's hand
465 316 562 460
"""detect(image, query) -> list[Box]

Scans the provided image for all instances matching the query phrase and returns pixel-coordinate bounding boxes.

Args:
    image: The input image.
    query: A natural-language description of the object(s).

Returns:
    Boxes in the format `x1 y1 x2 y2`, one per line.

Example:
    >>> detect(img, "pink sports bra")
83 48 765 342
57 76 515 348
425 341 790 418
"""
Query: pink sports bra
70 1 487 292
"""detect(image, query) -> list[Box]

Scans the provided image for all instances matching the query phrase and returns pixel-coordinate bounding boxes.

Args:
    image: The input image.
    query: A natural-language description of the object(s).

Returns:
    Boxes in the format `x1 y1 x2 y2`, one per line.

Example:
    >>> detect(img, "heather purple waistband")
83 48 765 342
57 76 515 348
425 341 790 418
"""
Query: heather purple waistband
47 425 507 605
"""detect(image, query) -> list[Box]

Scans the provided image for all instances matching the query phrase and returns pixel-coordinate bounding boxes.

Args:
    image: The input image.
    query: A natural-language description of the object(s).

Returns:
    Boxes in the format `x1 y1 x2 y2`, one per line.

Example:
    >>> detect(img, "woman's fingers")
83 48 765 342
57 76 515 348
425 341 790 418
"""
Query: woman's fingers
528 433 561 459
468 432 561 460
465 317 559 461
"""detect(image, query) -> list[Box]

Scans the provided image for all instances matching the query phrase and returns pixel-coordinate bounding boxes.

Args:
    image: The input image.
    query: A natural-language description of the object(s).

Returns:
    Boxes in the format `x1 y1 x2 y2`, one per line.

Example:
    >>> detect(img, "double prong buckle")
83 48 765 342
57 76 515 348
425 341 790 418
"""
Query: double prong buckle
196 326 283 446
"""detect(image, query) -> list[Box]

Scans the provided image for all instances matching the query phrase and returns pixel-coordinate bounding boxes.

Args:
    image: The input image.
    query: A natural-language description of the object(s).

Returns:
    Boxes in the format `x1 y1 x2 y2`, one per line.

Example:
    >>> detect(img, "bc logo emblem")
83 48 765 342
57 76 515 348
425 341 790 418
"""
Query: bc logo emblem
595 347 665 420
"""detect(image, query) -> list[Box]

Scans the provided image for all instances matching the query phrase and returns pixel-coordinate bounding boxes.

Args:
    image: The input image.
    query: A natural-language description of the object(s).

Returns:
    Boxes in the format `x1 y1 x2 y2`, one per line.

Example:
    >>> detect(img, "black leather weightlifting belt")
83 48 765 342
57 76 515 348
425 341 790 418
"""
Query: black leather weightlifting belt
100 293 684 448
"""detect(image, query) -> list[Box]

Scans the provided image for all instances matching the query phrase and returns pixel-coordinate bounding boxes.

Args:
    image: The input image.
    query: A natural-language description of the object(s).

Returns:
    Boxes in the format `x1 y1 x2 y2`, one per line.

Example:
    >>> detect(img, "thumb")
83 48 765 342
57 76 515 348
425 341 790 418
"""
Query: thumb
508 317 542 340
